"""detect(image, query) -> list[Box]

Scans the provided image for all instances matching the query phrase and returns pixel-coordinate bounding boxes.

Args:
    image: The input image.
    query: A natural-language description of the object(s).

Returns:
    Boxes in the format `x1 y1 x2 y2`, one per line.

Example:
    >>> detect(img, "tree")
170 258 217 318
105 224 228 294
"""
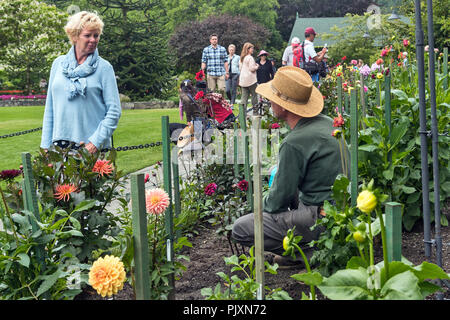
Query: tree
0 0 69 93
169 14 271 73
90 0 174 100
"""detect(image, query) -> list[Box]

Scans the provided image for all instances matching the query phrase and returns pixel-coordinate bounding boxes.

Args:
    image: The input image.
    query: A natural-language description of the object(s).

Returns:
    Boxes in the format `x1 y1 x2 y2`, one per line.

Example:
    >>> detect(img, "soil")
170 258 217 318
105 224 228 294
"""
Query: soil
76 210 450 301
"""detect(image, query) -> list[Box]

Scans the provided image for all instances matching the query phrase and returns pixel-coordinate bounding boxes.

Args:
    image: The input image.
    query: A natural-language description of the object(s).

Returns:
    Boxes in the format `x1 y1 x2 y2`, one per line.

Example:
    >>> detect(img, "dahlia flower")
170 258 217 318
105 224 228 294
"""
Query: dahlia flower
89 255 126 297
54 183 78 202
204 183 217 196
145 188 170 215
237 179 249 192
92 160 114 177
0 169 22 181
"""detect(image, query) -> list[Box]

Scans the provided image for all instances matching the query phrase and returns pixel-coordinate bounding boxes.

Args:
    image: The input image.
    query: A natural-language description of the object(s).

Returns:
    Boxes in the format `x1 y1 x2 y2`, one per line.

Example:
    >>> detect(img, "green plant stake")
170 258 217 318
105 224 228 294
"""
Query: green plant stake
21 152 46 269
384 74 392 165
239 105 253 212
385 202 402 262
344 92 349 114
161 116 175 299
444 47 448 90
337 76 343 114
359 73 366 129
251 115 265 300
130 173 151 300
350 89 358 206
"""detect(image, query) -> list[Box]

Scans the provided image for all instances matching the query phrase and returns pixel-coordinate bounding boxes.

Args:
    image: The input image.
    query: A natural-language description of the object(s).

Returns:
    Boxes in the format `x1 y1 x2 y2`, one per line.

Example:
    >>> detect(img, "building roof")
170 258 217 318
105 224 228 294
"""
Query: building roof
289 13 412 48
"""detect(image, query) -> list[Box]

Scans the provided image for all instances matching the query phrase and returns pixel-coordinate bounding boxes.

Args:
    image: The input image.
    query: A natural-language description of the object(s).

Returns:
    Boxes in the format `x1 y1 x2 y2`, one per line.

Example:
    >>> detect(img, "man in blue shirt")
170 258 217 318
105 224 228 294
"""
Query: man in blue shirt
201 34 228 94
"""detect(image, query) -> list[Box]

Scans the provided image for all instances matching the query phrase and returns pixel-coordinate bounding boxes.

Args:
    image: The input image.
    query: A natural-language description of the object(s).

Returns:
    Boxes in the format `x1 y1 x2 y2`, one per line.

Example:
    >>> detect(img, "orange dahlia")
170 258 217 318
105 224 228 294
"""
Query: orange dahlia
92 159 114 177
145 188 170 215
54 183 78 201
89 255 126 297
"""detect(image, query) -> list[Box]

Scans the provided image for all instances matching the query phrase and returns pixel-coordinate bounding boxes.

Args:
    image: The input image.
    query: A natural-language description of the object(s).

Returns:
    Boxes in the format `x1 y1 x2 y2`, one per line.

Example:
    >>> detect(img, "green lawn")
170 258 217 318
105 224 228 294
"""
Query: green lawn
0 106 185 175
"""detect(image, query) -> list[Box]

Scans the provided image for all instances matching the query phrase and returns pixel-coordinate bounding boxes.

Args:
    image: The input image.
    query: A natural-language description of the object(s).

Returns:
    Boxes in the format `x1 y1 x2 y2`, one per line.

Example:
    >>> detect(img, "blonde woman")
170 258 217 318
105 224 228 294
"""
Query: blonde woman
41 11 121 153
239 42 259 113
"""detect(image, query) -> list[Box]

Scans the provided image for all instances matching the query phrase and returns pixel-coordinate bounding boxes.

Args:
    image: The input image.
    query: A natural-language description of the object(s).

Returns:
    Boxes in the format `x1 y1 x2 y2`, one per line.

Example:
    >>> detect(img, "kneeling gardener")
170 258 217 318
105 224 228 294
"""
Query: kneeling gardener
232 66 348 267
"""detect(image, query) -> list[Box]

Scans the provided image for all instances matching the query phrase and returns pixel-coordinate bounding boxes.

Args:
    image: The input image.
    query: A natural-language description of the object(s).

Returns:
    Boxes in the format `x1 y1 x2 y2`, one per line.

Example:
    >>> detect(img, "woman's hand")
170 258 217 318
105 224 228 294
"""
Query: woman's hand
80 141 98 154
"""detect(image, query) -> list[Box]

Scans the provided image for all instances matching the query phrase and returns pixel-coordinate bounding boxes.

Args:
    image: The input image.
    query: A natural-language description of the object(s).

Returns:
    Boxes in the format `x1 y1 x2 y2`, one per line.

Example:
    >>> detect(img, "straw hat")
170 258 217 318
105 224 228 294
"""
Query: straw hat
177 124 195 148
255 66 324 117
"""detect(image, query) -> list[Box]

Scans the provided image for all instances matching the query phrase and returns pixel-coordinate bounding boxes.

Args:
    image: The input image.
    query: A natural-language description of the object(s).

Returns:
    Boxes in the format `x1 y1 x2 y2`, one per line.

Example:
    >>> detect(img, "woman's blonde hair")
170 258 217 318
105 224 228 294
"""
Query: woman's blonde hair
64 11 104 45
240 42 254 63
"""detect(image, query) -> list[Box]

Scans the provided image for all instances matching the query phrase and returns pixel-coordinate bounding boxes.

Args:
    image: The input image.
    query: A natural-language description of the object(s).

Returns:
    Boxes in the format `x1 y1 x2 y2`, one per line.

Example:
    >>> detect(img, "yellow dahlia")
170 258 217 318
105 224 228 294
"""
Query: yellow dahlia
89 255 126 297
145 188 170 215
356 190 377 213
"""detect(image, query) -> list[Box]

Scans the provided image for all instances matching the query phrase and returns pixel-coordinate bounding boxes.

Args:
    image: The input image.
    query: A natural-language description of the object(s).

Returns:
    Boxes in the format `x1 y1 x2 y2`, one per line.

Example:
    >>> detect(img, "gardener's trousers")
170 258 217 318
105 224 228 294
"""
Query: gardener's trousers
231 201 324 256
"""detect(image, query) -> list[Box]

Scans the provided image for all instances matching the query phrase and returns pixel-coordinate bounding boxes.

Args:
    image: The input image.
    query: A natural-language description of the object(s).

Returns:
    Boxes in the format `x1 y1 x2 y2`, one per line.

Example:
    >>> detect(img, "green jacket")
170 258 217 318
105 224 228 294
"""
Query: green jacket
263 114 347 213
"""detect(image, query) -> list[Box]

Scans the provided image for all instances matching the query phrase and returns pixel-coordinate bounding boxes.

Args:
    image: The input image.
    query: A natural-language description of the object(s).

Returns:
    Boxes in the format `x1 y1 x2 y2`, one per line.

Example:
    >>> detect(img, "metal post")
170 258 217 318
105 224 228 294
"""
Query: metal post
414 0 432 259
233 122 239 178
161 116 175 299
130 173 151 300
376 78 381 107
350 89 358 206
426 0 443 299
251 115 264 300
385 202 402 262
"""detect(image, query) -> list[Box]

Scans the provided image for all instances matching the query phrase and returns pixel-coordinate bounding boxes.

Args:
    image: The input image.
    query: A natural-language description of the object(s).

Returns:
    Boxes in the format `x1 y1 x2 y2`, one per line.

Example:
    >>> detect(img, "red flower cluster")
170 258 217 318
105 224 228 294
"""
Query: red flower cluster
270 123 280 129
0 169 22 181
237 180 249 192
342 56 347 61
204 183 217 196
195 70 205 81
194 90 205 100
333 113 344 127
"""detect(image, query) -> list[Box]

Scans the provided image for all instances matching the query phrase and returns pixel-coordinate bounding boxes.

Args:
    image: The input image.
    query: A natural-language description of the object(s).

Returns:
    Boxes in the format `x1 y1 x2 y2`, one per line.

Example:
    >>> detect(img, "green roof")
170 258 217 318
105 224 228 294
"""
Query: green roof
289 16 348 47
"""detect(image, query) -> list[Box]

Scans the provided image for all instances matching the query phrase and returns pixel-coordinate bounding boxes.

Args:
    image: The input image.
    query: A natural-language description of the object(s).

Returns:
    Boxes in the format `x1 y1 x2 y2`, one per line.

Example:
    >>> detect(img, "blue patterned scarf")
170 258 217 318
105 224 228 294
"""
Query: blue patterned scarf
62 46 99 100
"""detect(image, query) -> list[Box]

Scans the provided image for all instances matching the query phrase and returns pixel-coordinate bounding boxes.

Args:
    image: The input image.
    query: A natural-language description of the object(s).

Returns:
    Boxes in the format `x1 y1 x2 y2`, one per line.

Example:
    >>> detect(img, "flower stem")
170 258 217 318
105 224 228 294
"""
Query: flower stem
0 187 20 247
376 208 389 280
293 243 316 300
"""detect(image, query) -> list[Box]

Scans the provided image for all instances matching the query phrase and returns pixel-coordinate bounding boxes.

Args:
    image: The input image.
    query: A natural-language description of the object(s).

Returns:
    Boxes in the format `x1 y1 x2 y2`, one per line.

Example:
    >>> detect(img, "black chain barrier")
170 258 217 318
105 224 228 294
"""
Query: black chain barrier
0 127 42 139
101 141 163 153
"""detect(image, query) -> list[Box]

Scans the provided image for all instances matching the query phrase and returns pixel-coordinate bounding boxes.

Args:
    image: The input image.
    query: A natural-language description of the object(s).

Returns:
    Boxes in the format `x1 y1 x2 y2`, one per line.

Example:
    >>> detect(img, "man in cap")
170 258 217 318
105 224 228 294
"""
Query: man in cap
303 27 327 82
281 36 301 67
232 66 347 267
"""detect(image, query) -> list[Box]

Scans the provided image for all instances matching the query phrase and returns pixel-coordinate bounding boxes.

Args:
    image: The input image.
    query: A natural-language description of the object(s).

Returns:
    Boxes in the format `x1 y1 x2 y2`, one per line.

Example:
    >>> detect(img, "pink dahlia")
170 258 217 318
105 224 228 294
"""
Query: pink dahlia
204 183 217 196
145 188 170 215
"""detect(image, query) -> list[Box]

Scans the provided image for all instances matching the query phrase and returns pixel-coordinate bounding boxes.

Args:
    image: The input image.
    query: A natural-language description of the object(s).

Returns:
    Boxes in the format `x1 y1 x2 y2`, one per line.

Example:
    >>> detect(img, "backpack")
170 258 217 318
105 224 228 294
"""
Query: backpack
292 42 305 68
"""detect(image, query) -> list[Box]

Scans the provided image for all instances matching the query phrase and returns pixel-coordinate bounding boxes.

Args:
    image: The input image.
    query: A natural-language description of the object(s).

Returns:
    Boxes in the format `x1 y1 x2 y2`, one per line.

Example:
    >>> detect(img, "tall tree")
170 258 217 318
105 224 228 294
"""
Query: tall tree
90 0 174 100
169 14 271 73
0 0 69 94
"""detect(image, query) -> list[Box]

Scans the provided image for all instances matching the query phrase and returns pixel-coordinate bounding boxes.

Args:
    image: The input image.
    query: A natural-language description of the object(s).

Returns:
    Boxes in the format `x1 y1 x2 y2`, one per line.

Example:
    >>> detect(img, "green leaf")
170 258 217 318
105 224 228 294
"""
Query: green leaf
291 271 323 286
346 256 368 269
71 199 96 213
412 261 450 282
37 270 62 297
358 145 378 152
389 122 409 151
380 271 422 300
401 186 416 194
68 217 81 230
16 253 30 268
317 268 371 300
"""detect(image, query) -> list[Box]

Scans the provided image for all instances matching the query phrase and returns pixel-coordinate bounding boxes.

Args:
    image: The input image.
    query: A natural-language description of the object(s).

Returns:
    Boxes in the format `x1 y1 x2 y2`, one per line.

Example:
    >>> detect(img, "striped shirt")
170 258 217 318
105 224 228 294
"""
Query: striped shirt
201 45 227 76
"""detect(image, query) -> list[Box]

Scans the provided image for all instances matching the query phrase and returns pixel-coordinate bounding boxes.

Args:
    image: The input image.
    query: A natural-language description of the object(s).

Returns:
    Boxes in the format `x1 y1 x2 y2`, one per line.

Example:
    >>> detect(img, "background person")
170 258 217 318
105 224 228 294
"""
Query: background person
232 66 347 267
201 34 228 94
40 11 121 153
303 27 327 83
225 44 240 106
239 42 259 113
256 50 274 84
282 37 300 66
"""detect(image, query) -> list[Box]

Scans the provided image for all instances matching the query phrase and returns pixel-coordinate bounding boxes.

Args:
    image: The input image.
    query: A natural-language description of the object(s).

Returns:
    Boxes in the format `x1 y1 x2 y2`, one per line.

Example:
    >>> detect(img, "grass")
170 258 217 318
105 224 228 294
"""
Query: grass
0 106 185 175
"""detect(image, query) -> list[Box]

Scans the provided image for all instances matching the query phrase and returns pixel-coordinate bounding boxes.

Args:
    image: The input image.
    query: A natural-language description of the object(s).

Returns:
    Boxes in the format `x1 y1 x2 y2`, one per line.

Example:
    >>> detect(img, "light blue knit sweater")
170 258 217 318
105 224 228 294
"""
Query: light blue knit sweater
40 53 121 149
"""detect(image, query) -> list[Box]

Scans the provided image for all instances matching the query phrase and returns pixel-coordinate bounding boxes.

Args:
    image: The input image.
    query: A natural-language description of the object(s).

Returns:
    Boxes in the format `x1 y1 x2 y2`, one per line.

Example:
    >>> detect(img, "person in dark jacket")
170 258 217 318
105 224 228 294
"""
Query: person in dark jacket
179 79 206 141
256 50 274 84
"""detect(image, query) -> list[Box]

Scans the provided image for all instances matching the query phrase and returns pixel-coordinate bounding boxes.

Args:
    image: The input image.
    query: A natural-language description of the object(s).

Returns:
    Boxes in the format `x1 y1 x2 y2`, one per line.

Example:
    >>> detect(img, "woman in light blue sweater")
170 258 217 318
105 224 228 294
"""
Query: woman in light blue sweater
41 11 121 153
